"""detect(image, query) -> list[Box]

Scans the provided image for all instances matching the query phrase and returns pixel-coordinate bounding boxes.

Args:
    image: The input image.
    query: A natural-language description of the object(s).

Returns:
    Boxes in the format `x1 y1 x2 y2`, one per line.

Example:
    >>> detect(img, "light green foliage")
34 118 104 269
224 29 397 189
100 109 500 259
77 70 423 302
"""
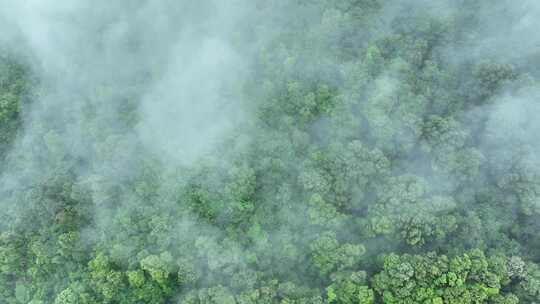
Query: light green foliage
88 253 126 302
0 1 539 304
364 175 458 246
326 272 374 304
140 252 174 286
311 232 365 277
177 258 200 286
372 250 510 304
127 270 145 288
54 284 94 304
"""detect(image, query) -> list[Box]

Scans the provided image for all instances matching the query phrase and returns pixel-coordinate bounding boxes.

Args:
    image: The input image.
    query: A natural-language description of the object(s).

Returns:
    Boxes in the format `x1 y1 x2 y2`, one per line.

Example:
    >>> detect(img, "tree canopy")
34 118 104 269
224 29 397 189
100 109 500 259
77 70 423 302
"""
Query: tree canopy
1 0 540 303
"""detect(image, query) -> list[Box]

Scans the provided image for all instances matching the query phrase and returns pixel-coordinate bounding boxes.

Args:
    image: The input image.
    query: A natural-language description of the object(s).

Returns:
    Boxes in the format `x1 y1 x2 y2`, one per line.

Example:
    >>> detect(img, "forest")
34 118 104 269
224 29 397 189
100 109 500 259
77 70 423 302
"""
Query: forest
1 0 540 303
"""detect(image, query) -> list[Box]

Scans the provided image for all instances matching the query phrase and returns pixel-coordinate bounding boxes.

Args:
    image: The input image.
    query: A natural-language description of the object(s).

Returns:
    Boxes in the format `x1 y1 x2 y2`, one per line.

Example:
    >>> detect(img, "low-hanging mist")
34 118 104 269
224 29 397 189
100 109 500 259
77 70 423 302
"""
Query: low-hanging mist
0 1 540 303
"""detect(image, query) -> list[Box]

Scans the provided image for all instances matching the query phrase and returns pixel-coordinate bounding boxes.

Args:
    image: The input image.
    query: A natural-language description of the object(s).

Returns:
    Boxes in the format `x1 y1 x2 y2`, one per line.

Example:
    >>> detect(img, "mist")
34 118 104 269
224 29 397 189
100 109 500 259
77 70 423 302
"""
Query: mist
0 1 539 303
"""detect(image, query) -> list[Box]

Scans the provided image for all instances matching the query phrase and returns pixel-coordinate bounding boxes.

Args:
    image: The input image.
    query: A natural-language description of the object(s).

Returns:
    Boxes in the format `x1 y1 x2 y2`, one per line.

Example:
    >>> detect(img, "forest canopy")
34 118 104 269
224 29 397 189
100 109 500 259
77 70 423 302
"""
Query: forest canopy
1 0 540 303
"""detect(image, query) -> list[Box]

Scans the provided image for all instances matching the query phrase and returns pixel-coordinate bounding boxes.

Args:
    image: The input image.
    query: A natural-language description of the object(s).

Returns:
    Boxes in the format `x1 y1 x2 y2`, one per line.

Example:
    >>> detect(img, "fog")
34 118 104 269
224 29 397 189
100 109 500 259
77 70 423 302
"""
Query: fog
0 1 539 303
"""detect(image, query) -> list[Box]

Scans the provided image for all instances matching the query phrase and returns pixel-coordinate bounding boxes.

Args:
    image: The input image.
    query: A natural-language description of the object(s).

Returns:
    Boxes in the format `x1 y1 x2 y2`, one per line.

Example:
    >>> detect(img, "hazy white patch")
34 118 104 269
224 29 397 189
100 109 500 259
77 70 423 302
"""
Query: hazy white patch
0 1 253 225
137 37 246 165
482 88 540 174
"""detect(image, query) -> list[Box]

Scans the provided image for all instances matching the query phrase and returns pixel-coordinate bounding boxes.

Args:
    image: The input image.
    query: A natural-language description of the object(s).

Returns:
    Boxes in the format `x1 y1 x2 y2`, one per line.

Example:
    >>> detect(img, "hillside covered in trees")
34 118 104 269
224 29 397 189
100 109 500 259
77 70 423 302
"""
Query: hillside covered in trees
1 1 540 303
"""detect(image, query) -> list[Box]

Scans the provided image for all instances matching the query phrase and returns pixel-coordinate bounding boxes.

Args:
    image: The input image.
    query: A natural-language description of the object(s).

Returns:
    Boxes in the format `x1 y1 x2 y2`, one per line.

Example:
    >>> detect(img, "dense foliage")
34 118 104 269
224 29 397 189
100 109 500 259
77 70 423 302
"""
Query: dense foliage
1 1 540 303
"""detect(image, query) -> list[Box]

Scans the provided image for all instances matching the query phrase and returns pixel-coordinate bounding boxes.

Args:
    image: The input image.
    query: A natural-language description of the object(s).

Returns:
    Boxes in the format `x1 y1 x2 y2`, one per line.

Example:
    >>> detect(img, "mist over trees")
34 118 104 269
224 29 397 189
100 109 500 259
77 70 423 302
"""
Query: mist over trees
1 0 540 303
